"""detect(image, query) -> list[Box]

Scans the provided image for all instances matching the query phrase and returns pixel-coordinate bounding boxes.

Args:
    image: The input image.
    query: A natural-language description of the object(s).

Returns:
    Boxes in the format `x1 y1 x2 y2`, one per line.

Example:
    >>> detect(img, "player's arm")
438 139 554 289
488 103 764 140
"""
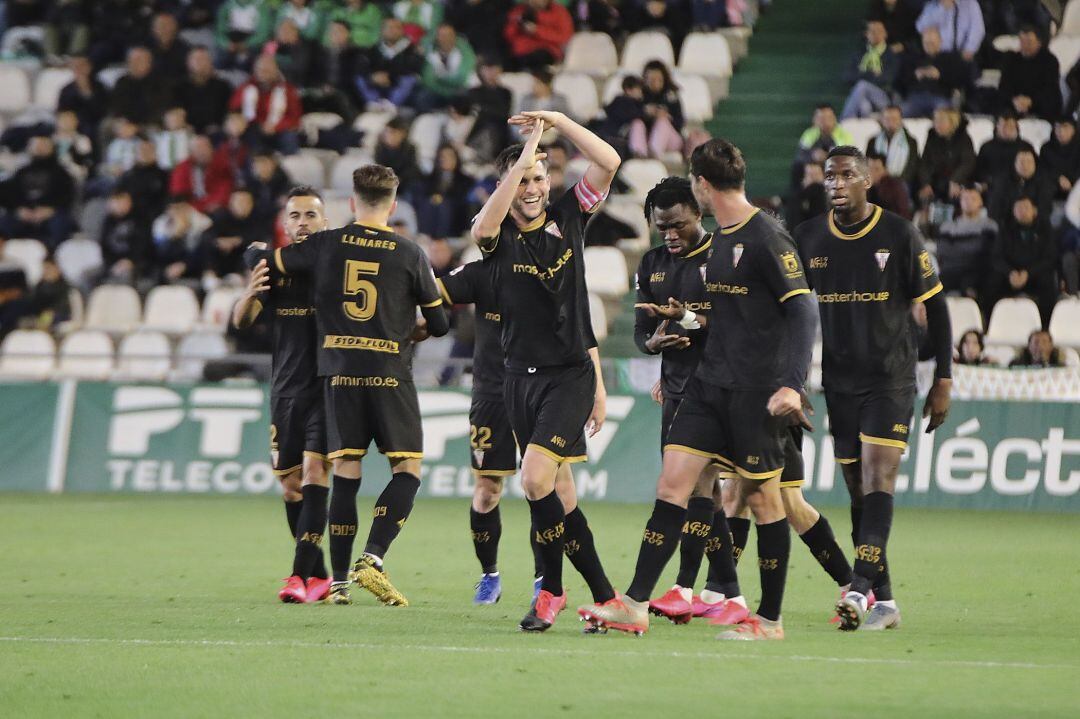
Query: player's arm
415 251 450 337
586 345 606 437
470 117 546 246
509 111 621 197
232 258 270 329
908 226 951 431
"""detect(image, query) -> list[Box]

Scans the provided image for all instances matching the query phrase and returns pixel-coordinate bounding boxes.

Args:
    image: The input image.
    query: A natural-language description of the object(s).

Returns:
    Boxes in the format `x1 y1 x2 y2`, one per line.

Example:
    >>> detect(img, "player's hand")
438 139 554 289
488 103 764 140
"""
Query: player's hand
768 386 813 431
644 319 691 353
923 377 952 432
801 390 815 416
635 297 685 320
509 111 564 134
410 317 430 342
510 118 547 172
246 259 270 296
586 389 606 437
650 379 663 405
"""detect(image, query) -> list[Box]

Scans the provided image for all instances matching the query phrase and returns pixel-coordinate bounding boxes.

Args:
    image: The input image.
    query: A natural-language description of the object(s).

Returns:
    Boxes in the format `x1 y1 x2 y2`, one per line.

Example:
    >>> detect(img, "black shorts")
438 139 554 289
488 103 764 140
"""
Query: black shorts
270 393 327 475
324 375 423 461
663 396 737 478
504 361 593 464
469 397 518 476
664 378 787 481
825 386 917 463
779 426 805 489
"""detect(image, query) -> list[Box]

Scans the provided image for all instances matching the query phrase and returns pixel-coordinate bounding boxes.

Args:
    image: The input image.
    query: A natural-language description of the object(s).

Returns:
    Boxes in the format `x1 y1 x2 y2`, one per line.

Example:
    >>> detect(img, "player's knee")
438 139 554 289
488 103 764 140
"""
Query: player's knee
745 481 785 523
301 457 329 488
473 476 503 512
721 478 742 516
781 488 819 533
279 471 302 501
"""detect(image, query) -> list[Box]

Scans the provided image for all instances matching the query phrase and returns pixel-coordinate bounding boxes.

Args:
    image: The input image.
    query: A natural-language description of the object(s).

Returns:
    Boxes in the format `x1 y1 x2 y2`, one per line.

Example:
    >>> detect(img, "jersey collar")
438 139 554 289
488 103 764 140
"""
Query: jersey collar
681 232 712 259
828 204 882 240
353 221 394 233
516 212 548 234
719 208 760 235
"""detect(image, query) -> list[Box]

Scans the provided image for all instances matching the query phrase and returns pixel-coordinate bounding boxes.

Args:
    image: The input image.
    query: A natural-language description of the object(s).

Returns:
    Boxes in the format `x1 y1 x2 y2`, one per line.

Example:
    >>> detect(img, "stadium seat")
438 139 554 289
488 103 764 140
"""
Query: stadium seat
300 111 343 139
672 72 713 123
621 31 676 73
172 332 229 382
2 238 47 286
281 152 326 189
1018 119 1052 152
677 33 732 99
200 286 244 332
985 297 1042 348
583 246 630 298
563 32 619 78
354 109 396 152
0 63 31 115
33 68 75 110
902 118 932 153
55 238 104 288
1049 297 1080 349
1063 346 1080 367
946 296 984 344
329 152 374 194
1061 1 1080 36
1049 36 1080 77
601 70 633 105
552 73 600 122
588 292 608 341
600 195 651 252
965 116 994 151
840 118 881 154
59 287 84 335
618 159 668 202
499 72 538 109
142 285 200 333
96 66 126 89
57 330 114 380
389 198 418 236
991 35 1020 53
86 285 141 333
408 113 446 174
115 331 172 381
323 197 353 227
0 329 56 380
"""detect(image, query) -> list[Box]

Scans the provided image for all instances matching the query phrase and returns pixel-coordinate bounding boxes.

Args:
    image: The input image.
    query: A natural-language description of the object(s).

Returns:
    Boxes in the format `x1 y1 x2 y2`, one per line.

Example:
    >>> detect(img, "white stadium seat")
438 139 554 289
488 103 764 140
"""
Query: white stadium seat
841 118 881 153
173 332 229 382
0 329 55 380
330 153 374 194
96 66 126 89
33 68 74 110
965 116 995 151
2 238 47 286
114 331 171 381
0 63 31 115
57 330 114 380
946 296 984 345
1061 1 1080 36
142 285 200 333
354 109 396 152
601 70 633 105
323 197 353 227
563 32 619 78
408 113 446 174
618 159 668 202
985 297 1042 348
1049 36 1080 77
85 285 142 333
1018 119 1052 152
677 32 732 99
55 238 104 288
583 246 630 298
1049 298 1080 349
553 72 600 122
600 195 651 252
300 111 343 137
281 152 326 189
672 72 713 123
991 35 1020 53
201 286 245 332
588 292 608 341
499 72 538 111
903 118 933 153
621 31 675 73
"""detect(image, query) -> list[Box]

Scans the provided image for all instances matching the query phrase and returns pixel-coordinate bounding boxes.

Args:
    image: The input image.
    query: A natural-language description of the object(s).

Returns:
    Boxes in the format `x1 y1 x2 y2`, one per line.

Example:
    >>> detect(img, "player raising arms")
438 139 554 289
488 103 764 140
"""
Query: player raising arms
579 139 818 640
471 111 621 632
257 165 450 607
234 186 332 604
794 146 951 631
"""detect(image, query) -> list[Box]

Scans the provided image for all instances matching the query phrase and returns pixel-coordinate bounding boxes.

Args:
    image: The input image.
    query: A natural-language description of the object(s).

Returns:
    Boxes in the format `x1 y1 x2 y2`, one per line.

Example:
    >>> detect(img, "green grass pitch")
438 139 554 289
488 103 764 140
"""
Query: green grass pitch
3 495 1078 717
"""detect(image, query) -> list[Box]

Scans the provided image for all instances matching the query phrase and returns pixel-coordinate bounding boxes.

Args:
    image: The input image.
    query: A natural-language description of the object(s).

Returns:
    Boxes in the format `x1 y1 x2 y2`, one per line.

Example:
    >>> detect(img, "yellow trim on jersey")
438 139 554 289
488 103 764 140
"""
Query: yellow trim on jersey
827 205 883 240
525 442 583 464
420 298 443 308
435 278 453 305
303 451 328 462
719 208 760 235
683 235 713 259
779 478 805 489
328 448 368 459
664 444 733 467
836 457 860 465
779 287 811 303
272 463 302 477
859 433 907 450
518 212 547 233
472 468 519 478
274 248 287 274
354 221 394 233
912 282 944 304
736 465 784 481
384 451 424 459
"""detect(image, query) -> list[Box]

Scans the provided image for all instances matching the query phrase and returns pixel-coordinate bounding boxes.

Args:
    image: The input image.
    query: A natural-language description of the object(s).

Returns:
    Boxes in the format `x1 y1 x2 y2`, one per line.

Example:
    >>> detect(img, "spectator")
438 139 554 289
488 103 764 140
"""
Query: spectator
169 134 235 214
416 24 477 112
57 55 109 136
152 197 212 284
841 20 901 119
357 17 424 110
305 20 364 121
415 144 474 238
915 0 984 62
785 161 827 229
214 0 274 70
581 0 623 37
229 55 303 155
118 139 171 222
216 112 252 183
445 0 507 60
898 27 972 119
99 119 142 186
629 60 684 159
174 46 234 135
43 0 89 62
1065 57 1080 119
917 107 975 204
866 105 920 187
425 237 455 277
276 0 325 42
464 57 513 163
956 329 992 365
596 75 646 158
328 0 384 49
504 0 574 70
1062 182 1080 294
111 46 174 125
514 67 572 118
87 0 151 69
394 0 444 44
154 107 194 171
793 104 854 186
936 185 996 296
974 113 1035 186
627 0 689 53
27 258 72 329
987 149 1054 225
243 150 291 230
0 135 76 250
867 0 919 53
52 110 94 183
1041 117 1080 202
997 25 1062 120
1009 330 1065 368
373 118 421 190
149 12 191 82
100 189 155 283
196 188 259 290
984 198 1057 327
868 155 913 219
265 18 314 87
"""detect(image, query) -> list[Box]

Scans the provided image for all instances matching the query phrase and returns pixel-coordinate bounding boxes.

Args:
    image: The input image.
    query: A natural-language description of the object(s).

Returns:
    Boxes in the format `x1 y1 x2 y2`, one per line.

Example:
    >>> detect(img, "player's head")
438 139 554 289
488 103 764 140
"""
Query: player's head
644 177 703 256
351 164 399 222
824 146 871 213
284 186 326 242
688 138 746 212
494 142 550 223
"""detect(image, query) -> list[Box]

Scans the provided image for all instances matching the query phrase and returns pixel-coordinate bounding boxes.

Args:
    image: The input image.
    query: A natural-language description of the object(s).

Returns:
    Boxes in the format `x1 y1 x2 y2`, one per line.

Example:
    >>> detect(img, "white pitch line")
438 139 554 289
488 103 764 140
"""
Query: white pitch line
0 636 1073 671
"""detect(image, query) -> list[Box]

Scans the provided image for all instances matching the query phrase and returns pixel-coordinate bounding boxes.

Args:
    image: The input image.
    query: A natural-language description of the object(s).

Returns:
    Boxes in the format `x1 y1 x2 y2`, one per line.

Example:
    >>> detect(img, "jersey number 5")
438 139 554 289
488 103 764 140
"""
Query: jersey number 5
343 260 380 321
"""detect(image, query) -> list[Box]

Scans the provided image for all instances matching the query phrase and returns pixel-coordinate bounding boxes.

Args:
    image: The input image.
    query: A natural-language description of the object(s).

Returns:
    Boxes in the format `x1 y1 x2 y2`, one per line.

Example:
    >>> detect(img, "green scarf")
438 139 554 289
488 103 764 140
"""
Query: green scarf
858 43 886 75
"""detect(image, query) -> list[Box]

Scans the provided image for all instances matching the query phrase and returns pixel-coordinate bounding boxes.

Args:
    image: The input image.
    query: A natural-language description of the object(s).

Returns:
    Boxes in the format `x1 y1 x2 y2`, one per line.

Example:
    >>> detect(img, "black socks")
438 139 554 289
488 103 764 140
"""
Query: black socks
703 510 741 598
470 505 501 574
851 491 893 597
675 496 714 589
755 518 791 622
626 499 686 603
798 514 853 587
291 484 328 580
328 475 361 582
563 507 615 603
364 472 422 558
528 490 566 595
729 515 751 565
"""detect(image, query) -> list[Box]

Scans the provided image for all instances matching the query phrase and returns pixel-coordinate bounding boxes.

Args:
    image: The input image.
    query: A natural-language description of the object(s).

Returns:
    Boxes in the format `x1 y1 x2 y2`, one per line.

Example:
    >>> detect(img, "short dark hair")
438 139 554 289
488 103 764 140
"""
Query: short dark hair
826 145 869 172
622 75 643 92
287 185 323 202
688 138 746 192
815 103 836 113
643 177 699 221
494 142 547 177
352 164 399 206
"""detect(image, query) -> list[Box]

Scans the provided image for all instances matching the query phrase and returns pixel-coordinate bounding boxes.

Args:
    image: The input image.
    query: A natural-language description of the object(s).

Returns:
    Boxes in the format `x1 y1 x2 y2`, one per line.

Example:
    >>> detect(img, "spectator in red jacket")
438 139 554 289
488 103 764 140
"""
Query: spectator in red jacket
168 135 235 214
228 55 303 155
503 0 573 70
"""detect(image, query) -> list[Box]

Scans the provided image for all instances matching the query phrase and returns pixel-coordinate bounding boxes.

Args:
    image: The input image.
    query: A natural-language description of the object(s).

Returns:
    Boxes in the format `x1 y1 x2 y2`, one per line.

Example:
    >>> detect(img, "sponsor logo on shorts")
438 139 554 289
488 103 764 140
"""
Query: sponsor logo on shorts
892 423 909 434
549 435 566 448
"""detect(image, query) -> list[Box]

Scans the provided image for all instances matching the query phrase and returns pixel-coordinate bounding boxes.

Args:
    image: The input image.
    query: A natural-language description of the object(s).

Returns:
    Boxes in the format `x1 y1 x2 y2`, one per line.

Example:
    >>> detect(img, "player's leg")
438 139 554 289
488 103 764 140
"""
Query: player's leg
296 453 332 602
722 479 752 564
651 468 713 624
697 471 750 624
271 396 317 602
555 461 616 607
518 447 568 629
323 380 368 604
471 473 505 604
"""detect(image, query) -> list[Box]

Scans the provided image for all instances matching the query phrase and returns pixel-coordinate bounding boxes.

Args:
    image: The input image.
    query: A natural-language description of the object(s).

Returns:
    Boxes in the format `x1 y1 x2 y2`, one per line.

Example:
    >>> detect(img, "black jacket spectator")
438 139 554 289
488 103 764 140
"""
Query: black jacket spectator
984 199 1057 327
173 47 234 134
917 111 975 202
987 150 1055 225
4 143 76 218
117 140 171 222
243 152 292 231
415 145 473 239
898 37 972 100
374 120 422 191
446 0 508 60
308 22 365 118
998 29 1062 120
100 191 155 279
1039 119 1080 200
865 107 920 187
57 56 110 136
111 46 174 125
148 12 191 82
974 116 1035 186
196 191 260 279
868 0 920 51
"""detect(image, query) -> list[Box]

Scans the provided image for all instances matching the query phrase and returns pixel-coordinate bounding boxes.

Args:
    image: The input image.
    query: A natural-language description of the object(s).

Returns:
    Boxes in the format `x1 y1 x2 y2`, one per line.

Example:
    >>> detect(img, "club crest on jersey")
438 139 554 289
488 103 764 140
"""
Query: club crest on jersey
544 222 562 239
732 243 744 268
472 449 485 467
875 249 891 271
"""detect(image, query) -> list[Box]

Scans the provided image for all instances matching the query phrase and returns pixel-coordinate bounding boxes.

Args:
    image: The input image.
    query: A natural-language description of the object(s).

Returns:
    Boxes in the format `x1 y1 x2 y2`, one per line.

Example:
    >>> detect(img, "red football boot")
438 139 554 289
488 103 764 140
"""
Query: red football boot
648 587 693 624
304 576 332 603
520 590 567 632
703 598 751 626
278 575 307 603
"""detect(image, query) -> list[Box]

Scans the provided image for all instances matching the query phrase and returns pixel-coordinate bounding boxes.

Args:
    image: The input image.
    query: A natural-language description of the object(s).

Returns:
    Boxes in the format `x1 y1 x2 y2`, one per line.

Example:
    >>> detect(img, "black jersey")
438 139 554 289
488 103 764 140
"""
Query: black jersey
479 180 605 371
437 260 504 402
273 222 442 379
695 209 811 391
243 244 320 399
794 204 943 394
634 233 712 399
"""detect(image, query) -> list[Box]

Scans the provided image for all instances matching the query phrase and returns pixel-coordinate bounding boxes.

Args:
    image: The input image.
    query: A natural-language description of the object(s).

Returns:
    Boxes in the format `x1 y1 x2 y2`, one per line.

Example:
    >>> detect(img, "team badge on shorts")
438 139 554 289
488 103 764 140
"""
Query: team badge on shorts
732 243 744 268
473 448 485 467
875 249 891 271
